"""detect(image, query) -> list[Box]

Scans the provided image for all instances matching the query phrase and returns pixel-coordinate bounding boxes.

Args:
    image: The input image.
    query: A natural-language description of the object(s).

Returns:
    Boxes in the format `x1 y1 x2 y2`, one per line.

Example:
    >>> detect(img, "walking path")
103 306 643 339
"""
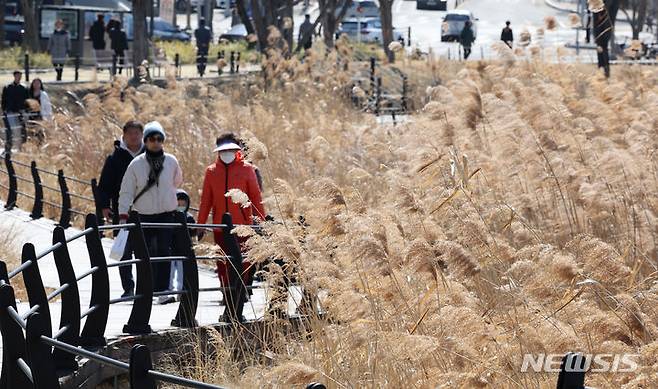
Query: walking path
0 202 297 359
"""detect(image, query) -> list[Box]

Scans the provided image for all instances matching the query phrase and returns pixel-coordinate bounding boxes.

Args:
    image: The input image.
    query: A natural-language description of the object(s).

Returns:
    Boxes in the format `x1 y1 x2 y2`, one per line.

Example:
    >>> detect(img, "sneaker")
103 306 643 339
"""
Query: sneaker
121 288 134 298
156 295 176 305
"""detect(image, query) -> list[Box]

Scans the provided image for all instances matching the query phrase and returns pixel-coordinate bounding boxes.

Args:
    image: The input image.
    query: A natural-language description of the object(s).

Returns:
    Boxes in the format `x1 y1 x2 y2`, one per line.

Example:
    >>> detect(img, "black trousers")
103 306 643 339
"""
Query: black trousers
53 63 64 81
463 46 472 59
597 49 610 78
119 240 135 293
139 212 175 292
197 47 209 76
114 50 125 74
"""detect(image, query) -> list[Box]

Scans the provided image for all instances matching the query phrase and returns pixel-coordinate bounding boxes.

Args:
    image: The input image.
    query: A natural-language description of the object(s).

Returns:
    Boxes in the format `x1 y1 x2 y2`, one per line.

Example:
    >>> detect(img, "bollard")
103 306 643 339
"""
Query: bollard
236 52 241 73
174 53 180 78
24 53 29 82
369 57 376 95
74 56 81 81
230 51 235 73
407 26 411 47
375 77 382 116
217 50 224 74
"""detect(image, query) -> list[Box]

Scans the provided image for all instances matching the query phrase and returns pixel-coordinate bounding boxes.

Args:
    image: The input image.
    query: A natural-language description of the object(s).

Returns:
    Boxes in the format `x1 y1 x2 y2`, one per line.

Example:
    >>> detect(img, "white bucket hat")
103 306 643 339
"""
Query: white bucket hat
213 142 241 152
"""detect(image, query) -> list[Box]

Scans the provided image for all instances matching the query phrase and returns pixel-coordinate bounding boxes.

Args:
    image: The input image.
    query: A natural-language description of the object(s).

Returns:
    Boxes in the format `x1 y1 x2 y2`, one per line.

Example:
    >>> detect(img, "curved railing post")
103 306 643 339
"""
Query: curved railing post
30 161 43 219
22 243 52 337
123 211 153 334
129 344 157 389
80 214 109 347
4 153 17 210
0 270 31 388
90 178 105 230
221 213 245 323
25 313 60 388
171 211 199 328
52 226 81 369
57 169 72 228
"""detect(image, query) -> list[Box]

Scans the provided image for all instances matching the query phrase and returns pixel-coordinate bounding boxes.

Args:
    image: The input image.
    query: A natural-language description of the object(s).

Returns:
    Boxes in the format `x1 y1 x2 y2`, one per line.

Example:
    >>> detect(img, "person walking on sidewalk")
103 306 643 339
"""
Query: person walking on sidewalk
500 21 514 48
298 14 315 51
90 14 107 63
197 133 265 284
460 21 475 60
109 21 128 75
119 122 183 303
168 189 197 297
27 78 53 121
98 120 144 297
194 18 212 77
590 1 612 78
47 19 71 81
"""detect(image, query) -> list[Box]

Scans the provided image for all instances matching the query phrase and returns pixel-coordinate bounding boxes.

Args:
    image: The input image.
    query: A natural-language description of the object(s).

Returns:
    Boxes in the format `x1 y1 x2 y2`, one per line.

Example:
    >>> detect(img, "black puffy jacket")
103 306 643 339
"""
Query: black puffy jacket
97 140 143 217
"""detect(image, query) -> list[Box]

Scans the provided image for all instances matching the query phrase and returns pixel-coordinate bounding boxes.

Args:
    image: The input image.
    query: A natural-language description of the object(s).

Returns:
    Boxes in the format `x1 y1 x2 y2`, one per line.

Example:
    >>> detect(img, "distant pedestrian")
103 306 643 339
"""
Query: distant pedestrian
47 19 71 81
109 21 128 75
90 14 106 51
460 21 475 60
194 18 212 77
298 14 314 51
647 15 654 34
119 121 183 302
2 70 28 115
98 120 144 298
27 78 52 121
2 70 28 143
501 21 514 48
197 133 265 282
591 4 612 78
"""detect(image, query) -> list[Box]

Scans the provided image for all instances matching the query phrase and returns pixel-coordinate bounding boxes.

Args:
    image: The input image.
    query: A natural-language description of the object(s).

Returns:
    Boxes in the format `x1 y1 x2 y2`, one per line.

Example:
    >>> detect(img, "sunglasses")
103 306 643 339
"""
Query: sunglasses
147 136 164 143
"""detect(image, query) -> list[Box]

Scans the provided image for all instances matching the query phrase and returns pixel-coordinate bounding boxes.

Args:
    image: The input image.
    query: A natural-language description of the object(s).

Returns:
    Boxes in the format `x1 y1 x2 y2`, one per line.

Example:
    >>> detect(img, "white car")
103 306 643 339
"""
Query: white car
337 17 404 44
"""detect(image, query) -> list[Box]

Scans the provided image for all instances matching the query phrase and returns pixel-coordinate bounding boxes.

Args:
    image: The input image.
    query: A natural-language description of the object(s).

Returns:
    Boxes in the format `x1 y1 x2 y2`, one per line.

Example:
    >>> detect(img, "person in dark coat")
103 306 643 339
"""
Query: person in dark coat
194 18 212 77
500 21 513 48
592 4 612 78
109 21 128 74
2 71 28 114
98 120 144 297
298 14 314 51
585 10 592 43
460 21 475 60
165 189 198 302
90 14 106 58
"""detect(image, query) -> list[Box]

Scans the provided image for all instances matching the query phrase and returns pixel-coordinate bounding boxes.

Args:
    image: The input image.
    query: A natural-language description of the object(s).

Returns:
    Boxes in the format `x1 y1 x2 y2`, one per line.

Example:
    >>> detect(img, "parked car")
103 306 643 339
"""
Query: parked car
4 15 24 46
441 10 477 42
342 0 380 19
216 0 236 9
416 0 446 11
219 23 247 42
337 17 403 44
147 17 191 41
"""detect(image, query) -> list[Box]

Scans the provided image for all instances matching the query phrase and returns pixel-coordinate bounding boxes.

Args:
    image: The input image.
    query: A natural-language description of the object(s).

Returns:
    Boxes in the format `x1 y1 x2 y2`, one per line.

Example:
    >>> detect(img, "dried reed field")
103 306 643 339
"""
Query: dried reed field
17 49 658 387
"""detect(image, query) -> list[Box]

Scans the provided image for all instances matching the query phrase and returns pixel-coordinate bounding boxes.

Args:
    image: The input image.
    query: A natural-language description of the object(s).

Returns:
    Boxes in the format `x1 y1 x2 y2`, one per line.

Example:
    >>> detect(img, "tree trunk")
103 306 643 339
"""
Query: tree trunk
379 0 394 62
0 0 6 49
20 0 40 52
133 0 149 79
284 0 294 53
320 0 337 48
634 0 648 39
235 0 255 35
250 0 269 51
186 0 192 30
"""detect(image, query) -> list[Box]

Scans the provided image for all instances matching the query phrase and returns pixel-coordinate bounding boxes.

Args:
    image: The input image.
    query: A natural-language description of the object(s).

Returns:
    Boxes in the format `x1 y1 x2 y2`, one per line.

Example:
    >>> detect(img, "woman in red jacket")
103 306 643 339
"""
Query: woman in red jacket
197 134 265 254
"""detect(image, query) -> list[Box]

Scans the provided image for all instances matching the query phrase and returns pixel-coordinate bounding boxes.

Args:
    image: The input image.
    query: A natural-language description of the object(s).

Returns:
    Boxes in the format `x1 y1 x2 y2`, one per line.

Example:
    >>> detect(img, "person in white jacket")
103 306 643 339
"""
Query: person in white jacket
28 78 53 120
119 121 183 302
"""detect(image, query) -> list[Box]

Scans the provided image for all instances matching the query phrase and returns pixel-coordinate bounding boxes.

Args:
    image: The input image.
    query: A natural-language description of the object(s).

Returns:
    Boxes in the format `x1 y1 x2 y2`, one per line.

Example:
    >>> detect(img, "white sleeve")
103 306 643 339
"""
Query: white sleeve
41 92 53 120
118 161 137 215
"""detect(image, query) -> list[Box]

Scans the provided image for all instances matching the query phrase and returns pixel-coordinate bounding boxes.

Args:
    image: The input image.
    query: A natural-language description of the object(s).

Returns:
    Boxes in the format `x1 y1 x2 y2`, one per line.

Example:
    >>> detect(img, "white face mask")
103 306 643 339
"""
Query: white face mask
176 206 186 213
219 151 236 164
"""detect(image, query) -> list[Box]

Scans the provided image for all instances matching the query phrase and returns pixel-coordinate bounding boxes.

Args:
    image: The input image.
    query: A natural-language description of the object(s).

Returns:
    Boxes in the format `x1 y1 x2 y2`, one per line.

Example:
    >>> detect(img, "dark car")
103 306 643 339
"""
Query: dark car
147 17 191 41
4 16 24 46
416 0 446 10
219 23 247 42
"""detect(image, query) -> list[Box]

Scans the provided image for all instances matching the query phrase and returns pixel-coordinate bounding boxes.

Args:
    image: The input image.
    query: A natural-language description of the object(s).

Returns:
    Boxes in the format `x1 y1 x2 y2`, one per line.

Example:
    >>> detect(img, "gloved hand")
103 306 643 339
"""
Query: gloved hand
102 208 112 222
